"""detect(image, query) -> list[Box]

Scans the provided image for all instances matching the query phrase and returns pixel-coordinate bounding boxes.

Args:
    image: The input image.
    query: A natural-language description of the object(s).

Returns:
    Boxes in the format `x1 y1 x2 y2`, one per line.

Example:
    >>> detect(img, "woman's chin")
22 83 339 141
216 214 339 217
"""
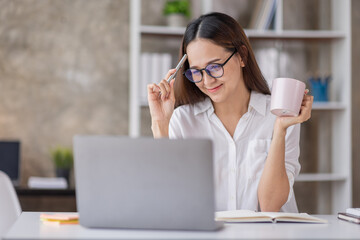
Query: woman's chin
208 95 224 104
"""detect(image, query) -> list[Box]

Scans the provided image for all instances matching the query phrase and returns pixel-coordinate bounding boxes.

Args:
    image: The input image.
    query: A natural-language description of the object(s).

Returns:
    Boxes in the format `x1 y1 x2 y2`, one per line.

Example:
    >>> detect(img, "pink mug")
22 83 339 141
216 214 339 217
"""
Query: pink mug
270 78 306 117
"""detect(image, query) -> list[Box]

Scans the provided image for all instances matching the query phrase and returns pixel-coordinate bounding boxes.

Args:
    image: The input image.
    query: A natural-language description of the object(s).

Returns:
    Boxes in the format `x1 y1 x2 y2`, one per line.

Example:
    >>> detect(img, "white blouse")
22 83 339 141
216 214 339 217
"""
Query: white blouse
169 91 301 213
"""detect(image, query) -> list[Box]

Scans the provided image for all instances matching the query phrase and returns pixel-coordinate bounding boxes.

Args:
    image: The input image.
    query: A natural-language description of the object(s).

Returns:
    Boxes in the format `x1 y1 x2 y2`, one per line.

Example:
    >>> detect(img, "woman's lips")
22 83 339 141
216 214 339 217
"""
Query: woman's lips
207 84 223 93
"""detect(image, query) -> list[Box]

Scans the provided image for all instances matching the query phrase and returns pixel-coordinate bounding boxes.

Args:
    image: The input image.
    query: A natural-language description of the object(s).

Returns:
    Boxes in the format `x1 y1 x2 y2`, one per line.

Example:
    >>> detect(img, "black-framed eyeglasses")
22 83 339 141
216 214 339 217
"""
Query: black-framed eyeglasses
183 49 237 83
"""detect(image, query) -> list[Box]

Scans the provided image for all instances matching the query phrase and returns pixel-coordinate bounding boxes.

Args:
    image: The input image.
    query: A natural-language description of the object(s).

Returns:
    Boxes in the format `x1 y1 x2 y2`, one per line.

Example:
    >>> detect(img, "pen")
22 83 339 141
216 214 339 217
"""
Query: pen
167 54 188 83
157 54 187 97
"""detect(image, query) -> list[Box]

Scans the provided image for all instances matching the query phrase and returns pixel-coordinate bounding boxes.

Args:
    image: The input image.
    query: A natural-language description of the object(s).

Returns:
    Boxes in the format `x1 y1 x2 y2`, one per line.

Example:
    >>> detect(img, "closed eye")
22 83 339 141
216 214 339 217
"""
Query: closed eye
207 64 222 71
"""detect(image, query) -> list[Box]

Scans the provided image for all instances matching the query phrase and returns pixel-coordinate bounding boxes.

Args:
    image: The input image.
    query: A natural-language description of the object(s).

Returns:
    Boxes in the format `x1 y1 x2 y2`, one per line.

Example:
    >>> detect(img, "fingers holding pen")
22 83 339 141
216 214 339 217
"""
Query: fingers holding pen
159 79 171 100
147 83 160 100
169 78 176 101
147 68 177 102
159 68 177 100
165 68 177 82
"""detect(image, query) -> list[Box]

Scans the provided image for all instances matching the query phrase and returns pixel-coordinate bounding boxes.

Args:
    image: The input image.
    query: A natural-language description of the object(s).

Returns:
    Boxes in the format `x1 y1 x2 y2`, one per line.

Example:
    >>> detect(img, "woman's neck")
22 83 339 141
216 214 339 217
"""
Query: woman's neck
213 88 251 118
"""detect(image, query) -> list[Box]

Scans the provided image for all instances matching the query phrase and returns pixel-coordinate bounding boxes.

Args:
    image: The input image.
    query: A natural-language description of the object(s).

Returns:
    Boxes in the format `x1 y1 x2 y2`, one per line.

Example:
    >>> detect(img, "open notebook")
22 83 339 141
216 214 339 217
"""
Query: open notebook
215 210 327 223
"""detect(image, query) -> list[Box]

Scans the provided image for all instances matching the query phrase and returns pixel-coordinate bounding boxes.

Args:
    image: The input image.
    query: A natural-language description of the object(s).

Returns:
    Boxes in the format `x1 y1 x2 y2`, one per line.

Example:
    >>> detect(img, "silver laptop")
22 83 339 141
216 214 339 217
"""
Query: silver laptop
73 136 222 231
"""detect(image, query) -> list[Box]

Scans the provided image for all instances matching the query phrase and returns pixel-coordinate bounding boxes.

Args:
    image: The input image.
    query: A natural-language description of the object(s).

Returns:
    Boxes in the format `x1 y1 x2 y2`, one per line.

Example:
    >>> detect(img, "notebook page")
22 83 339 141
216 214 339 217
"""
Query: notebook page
215 210 272 222
263 212 327 223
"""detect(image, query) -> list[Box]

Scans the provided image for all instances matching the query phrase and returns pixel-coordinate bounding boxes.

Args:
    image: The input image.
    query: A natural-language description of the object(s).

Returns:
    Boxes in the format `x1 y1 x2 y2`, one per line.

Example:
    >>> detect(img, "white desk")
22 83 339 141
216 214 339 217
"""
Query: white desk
4 212 360 239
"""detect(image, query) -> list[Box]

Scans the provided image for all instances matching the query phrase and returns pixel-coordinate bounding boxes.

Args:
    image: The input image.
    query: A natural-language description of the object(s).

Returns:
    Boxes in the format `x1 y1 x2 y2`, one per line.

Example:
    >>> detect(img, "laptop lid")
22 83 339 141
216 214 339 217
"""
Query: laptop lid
74 136 221 231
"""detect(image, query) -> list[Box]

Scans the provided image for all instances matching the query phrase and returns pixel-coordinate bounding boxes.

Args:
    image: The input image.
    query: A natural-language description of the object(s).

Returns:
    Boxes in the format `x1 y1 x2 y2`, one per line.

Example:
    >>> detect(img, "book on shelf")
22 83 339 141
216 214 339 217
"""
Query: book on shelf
215 210 327 223
140 52 172 103
338 212 360 224
249 0 277 30
140 52 151 103
27 176 68 189
150 53 161 97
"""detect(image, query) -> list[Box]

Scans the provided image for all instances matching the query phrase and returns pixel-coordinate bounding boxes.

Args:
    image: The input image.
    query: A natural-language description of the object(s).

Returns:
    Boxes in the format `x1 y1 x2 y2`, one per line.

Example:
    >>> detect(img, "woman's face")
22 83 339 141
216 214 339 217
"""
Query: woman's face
186 38 245 104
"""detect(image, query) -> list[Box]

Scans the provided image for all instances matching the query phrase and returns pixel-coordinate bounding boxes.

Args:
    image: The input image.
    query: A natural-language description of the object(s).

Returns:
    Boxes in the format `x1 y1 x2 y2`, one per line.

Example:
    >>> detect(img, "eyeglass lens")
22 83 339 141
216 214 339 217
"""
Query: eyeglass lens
185 63 224 83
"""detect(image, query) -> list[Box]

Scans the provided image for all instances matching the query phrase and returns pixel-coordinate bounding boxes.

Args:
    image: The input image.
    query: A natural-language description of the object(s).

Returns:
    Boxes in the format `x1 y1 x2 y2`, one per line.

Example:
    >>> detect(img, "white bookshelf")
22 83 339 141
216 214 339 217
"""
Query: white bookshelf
312 102 347 110
129 0 352 214
141 25 185 35
141 25 346 40
297 173 348 182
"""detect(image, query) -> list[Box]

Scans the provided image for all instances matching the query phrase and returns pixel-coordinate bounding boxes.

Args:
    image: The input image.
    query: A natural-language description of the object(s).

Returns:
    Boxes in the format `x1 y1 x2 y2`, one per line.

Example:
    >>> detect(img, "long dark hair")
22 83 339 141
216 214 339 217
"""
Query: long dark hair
174 12 271 108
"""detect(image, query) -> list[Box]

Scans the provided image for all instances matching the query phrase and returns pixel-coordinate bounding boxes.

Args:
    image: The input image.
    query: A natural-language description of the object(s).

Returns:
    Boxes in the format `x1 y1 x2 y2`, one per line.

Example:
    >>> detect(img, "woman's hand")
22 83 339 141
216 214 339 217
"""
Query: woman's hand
274 90 314 133
147 69 177 138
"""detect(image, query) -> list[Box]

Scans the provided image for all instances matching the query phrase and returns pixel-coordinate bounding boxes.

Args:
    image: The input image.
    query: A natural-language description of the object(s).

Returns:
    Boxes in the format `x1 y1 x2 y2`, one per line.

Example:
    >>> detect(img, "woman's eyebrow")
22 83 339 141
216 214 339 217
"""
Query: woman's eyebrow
190 58 222 69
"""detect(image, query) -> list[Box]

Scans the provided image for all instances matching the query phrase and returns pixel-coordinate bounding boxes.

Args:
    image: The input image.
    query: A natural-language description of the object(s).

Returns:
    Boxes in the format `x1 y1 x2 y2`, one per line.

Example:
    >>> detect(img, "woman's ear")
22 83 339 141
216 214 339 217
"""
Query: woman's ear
240 57 246 67
238 45 248 67
236 53 246 68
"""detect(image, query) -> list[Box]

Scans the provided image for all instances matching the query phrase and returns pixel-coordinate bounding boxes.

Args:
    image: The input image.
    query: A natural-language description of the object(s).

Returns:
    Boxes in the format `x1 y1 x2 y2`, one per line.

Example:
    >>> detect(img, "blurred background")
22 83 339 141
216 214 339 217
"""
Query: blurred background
0 0 358 214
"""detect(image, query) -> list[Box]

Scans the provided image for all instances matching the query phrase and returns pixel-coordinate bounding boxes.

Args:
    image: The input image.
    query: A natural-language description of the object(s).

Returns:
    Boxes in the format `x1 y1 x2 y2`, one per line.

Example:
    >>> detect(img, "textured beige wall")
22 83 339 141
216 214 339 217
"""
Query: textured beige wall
0 0 129 186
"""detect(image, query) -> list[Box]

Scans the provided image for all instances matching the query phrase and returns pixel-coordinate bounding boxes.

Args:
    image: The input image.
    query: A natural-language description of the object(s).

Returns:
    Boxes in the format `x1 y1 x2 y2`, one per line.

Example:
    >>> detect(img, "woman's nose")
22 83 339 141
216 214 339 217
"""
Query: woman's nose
202 70 216 85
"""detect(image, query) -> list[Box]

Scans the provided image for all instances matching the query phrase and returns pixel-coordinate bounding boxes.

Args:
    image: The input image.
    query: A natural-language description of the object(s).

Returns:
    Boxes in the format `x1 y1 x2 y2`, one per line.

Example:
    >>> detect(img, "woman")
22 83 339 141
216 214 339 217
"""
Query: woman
147 12 313 213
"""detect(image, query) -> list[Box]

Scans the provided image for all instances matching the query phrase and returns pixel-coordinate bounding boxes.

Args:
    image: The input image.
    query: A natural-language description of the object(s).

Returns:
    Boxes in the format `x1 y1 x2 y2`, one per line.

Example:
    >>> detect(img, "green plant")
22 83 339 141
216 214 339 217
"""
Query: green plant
51 146 73 169
163 0 191 18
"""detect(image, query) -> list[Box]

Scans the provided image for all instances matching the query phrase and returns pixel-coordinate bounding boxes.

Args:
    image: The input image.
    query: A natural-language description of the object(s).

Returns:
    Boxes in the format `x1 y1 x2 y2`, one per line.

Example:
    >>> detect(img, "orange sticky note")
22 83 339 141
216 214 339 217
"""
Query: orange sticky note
40 213 79 225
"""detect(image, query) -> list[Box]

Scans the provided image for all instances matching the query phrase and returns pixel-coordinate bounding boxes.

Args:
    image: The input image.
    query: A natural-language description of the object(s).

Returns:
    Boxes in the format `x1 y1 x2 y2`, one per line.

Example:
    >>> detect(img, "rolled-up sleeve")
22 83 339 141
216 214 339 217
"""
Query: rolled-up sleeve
169 108 183 139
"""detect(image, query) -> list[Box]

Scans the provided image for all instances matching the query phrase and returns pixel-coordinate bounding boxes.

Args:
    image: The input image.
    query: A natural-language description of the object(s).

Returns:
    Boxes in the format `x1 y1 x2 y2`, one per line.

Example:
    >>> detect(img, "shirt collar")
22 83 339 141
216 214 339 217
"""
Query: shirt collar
248 91 267 116
193 91 267 116
194 97 213 116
